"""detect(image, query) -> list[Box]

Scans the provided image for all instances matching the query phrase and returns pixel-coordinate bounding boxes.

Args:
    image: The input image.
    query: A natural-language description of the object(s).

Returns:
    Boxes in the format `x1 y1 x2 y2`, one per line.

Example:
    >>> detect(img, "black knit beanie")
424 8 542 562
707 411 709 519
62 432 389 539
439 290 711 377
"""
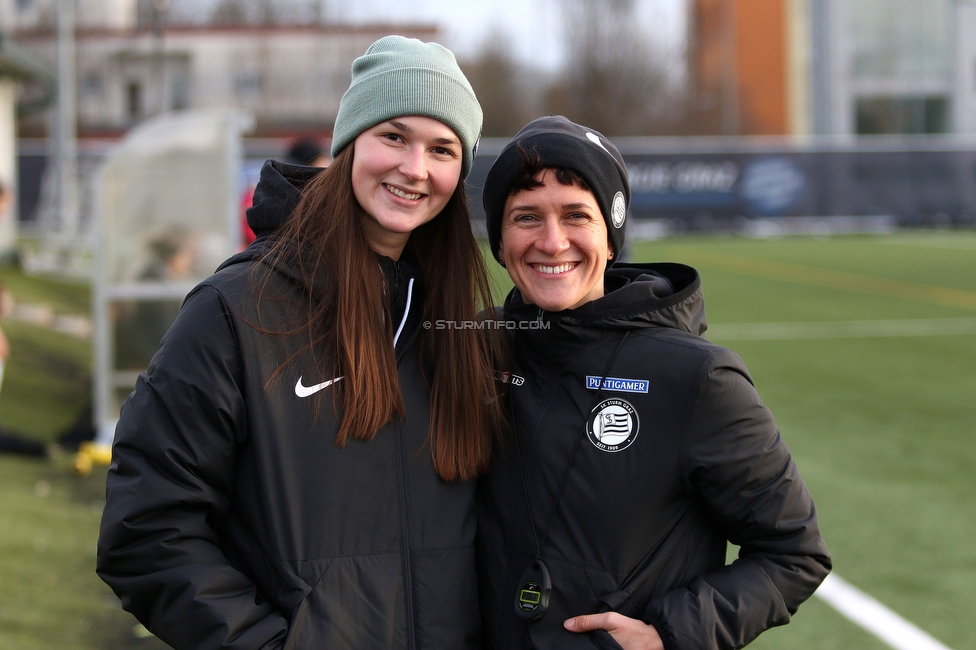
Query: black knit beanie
483 115 630 265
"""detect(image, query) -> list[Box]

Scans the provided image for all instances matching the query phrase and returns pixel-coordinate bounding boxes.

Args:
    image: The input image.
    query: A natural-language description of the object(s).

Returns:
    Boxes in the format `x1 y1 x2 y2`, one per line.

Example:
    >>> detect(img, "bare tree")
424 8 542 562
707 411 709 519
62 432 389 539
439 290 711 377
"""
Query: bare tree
255 0 279 25
210 0 248 26
461 29 542 138
552 0 684 136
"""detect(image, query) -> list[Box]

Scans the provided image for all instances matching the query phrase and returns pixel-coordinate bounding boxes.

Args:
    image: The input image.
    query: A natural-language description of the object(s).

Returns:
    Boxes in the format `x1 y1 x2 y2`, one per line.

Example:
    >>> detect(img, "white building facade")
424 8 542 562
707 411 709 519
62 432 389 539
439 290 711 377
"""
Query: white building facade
3 0 437 135
809 0 976 135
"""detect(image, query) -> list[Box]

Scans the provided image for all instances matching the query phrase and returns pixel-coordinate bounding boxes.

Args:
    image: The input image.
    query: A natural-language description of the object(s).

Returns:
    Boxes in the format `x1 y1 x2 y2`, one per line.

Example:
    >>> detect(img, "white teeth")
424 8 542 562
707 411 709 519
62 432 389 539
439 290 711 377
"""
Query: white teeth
533 263 576 274
386 184 422 200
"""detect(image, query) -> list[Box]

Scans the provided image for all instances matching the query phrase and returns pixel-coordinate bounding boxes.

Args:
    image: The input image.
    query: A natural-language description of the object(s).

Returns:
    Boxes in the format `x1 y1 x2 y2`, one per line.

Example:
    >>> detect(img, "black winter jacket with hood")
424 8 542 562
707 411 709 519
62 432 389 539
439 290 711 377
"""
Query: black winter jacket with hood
477 263 830 650
97 161 482 649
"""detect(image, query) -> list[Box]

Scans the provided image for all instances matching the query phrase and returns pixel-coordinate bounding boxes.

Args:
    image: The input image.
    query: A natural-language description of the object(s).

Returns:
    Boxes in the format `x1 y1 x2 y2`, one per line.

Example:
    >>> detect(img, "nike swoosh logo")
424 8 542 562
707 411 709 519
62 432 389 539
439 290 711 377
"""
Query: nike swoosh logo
294 375 343 398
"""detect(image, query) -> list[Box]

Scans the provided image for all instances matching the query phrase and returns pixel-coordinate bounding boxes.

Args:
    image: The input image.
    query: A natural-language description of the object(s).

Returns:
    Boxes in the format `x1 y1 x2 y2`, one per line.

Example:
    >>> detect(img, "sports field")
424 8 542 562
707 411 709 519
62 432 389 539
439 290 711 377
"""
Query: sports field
0 230 974 648
626 231 976 650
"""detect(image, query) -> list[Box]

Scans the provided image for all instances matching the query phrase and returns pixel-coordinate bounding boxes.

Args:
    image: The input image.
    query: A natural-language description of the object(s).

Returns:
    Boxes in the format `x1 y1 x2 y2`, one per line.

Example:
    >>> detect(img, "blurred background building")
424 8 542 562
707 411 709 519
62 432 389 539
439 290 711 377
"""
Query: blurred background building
2 0 976 240
4 0 976 139
0 31 53 255
689 0 976 136
1 0 435 137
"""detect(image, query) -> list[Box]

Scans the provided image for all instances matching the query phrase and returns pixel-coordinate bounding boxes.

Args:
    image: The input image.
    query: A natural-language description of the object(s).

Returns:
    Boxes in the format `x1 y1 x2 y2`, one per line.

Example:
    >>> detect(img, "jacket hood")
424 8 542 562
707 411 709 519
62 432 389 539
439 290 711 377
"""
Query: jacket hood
217 160 323 271
504 262 707 336
215 159 419 318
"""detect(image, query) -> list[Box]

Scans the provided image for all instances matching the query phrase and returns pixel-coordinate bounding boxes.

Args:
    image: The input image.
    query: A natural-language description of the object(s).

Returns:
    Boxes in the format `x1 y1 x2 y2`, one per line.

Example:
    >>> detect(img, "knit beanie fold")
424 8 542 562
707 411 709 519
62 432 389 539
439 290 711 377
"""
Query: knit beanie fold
331 35 483 178
483 115 630 265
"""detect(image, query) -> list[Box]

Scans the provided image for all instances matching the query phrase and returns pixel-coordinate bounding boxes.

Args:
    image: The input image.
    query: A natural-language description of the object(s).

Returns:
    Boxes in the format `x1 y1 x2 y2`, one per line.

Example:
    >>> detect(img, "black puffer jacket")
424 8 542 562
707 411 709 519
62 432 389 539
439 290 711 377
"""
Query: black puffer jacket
477 263 830 650
97 161 482 649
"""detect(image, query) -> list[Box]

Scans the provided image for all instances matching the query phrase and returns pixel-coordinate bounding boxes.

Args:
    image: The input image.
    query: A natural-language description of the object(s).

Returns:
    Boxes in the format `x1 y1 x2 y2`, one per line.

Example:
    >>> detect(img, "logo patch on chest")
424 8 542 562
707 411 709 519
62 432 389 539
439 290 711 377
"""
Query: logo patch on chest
586 398 640 452
495 371 526 386
585 376 649 393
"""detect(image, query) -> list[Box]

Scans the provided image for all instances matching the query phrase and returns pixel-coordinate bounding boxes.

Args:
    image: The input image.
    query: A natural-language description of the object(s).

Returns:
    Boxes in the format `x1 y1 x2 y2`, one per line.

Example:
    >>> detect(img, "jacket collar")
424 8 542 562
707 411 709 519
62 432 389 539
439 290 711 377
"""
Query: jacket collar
504 262 707 336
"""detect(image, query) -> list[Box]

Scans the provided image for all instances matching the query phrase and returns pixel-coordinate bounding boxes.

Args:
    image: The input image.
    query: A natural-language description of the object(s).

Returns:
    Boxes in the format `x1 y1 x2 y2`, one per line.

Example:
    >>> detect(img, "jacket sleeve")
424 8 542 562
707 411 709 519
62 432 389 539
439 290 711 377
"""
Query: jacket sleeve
96 285 289 650
643 348 831 650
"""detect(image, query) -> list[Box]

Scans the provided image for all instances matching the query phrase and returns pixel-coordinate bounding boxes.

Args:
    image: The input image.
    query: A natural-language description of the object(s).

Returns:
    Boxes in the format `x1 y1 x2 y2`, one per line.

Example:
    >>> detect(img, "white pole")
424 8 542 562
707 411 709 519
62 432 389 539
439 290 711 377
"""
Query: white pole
55 0 79 244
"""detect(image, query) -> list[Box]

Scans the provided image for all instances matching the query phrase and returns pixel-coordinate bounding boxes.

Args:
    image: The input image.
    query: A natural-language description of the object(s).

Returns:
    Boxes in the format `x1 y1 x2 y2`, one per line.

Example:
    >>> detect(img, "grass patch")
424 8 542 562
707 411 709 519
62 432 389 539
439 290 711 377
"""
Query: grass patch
0 320 91 440
0 456 168 649
0 265 91 316
0 267 165 648
631 232 976 648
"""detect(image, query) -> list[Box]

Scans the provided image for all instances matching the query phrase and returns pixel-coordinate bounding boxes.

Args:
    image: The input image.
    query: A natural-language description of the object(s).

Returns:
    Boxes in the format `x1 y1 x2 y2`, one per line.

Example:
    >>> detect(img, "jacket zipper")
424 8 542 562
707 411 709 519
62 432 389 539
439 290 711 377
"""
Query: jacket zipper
394 269 417 648
394 420 417 649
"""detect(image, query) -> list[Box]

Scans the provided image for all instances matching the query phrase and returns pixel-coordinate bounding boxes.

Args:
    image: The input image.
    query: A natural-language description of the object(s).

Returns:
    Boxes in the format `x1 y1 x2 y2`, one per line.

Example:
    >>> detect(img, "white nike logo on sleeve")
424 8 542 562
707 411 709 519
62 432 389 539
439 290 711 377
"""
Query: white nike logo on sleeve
294 376 343 398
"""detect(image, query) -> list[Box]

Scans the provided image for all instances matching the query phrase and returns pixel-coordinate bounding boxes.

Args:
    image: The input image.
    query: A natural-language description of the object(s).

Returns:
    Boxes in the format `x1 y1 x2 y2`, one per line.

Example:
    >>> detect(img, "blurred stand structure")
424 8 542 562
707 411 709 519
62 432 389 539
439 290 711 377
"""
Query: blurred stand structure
89 108 252 460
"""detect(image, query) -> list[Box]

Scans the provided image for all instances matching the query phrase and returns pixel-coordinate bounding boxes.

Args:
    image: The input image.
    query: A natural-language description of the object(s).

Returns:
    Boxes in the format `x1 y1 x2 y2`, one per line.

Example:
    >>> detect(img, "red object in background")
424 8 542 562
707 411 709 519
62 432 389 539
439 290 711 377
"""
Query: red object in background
240 186 256 248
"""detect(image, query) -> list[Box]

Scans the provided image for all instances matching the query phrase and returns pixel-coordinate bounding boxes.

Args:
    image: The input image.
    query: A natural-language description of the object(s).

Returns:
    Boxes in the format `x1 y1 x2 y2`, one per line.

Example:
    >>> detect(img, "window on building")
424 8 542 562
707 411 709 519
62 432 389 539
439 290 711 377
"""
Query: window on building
171 73 190 110
81 73 104 99
234 71 262 99
855 96 948 134
127 82 144 122
851 0 952 80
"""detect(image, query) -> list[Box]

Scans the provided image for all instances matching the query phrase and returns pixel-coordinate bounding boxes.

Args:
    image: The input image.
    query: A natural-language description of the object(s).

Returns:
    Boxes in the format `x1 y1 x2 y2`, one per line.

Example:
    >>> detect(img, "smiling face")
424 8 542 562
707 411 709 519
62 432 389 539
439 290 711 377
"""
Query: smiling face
499 170 612 311
351 116 463 259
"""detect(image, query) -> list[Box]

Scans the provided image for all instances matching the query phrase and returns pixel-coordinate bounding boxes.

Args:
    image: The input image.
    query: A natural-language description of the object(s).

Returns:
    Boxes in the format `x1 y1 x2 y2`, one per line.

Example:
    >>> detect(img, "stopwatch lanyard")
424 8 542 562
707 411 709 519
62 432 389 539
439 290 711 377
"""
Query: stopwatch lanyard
512 326 631 620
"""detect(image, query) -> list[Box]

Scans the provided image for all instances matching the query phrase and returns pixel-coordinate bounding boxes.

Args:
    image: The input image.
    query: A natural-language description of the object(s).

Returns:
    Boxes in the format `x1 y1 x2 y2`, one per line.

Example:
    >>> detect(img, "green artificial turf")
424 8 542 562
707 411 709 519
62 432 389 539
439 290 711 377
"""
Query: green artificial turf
2 231 975 648
0 266 166 649
632 231 976 649
0 458 166 649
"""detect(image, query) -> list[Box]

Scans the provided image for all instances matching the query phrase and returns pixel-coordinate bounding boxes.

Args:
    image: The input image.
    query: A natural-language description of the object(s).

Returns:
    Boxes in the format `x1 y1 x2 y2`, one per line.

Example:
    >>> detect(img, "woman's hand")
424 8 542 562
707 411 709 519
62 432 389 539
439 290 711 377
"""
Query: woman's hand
564 612 664 650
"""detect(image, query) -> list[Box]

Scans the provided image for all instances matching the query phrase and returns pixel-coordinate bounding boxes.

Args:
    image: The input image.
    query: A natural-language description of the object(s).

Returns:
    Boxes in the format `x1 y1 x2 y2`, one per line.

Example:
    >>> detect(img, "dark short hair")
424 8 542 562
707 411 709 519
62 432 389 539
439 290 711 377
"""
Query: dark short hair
508 143 592 196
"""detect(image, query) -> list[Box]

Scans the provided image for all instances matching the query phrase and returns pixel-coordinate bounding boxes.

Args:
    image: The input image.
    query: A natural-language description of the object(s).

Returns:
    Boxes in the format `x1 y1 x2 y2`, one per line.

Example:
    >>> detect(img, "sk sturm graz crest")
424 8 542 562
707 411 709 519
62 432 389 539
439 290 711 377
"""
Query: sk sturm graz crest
586 398 639 452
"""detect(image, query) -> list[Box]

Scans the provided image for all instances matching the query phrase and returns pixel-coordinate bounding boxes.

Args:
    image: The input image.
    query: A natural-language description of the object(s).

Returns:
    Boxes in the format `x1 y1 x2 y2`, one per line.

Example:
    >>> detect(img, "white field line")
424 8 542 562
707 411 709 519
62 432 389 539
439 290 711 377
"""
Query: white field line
882 236 976 250
706 317 976 341
814 574 953 650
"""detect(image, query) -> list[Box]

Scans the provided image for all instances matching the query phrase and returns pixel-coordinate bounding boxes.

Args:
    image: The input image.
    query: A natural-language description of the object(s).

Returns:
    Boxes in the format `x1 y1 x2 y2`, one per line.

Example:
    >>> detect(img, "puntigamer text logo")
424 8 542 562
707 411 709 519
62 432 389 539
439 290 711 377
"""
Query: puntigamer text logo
586 376 649 393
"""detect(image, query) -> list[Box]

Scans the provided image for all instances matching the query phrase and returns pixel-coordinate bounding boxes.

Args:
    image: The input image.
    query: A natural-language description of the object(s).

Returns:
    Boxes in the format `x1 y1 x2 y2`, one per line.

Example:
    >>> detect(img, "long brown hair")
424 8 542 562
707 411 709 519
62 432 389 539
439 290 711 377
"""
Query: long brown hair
258 144 502 481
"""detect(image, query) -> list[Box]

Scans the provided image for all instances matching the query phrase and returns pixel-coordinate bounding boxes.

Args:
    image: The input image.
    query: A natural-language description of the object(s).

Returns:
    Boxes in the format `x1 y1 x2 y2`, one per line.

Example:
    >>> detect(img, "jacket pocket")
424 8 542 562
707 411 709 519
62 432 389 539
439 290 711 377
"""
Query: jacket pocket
283 553 406 649
525 561 627 650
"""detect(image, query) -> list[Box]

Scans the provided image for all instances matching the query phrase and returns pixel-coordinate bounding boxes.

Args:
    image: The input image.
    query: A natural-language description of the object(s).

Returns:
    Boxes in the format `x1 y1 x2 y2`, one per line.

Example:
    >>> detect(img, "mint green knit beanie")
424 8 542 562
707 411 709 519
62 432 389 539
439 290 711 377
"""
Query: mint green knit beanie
331 35 483 178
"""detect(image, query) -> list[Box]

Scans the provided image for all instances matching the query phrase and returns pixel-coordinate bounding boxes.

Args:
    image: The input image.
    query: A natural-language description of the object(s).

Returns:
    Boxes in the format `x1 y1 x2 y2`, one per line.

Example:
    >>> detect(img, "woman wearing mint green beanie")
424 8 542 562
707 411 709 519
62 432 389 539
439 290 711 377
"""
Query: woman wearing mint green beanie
98 35 501 649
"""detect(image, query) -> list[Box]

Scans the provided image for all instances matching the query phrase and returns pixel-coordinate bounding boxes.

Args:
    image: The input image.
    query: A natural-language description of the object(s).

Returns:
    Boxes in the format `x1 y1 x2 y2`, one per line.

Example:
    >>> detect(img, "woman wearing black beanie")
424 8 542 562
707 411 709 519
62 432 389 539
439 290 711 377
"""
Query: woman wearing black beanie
477 116 831 650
